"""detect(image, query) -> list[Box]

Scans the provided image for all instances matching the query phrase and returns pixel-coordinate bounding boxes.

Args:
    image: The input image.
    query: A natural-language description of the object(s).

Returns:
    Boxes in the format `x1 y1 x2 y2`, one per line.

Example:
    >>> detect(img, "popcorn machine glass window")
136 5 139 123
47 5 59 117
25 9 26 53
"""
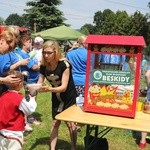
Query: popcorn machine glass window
84 35 145 118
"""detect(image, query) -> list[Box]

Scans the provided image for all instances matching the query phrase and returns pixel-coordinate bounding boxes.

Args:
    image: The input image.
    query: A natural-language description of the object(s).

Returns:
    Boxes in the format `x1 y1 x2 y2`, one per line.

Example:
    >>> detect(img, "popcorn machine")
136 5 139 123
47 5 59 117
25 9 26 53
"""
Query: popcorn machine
84 35 146 118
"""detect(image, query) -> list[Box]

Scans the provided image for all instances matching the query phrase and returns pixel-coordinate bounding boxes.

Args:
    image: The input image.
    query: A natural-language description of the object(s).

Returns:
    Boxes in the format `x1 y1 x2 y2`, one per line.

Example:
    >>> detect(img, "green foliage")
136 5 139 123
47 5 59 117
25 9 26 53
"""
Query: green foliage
23 0 65 32
128 11 149 41
144 45 150 56
5 13 25 27
81 8 150 46
0 17 5 25
94 9 116 34
114 11 130 35
80 24 96 35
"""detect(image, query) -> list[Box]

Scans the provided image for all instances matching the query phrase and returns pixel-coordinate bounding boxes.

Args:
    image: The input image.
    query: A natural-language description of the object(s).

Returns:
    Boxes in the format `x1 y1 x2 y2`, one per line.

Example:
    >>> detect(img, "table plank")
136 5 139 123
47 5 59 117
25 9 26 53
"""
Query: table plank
56 104 150 133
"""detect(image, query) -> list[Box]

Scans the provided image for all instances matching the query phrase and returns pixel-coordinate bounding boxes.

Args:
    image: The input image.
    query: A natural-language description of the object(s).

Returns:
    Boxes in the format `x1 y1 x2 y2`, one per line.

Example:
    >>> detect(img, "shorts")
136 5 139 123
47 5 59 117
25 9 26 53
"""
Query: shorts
0 134 22 150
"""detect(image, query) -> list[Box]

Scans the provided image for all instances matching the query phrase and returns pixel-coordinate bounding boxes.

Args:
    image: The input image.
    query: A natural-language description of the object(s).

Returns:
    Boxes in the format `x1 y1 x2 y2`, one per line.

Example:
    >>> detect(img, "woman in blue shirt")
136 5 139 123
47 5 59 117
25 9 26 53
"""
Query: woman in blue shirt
66 35 87 97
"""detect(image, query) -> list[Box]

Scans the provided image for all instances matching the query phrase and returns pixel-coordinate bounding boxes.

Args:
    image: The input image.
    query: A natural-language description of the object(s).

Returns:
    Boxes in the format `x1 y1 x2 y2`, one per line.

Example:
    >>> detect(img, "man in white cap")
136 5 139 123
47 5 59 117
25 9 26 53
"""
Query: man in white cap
30 36 44 66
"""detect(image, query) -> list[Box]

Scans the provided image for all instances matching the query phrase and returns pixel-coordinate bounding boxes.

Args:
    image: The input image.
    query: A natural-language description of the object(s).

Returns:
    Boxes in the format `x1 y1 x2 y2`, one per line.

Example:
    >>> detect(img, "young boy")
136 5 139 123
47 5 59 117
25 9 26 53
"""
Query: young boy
0 71 37 150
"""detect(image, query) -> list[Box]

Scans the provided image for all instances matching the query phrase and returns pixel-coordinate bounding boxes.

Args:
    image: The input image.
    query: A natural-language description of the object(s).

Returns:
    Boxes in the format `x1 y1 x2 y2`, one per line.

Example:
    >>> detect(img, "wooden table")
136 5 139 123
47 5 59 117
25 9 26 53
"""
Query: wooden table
56 104 150 150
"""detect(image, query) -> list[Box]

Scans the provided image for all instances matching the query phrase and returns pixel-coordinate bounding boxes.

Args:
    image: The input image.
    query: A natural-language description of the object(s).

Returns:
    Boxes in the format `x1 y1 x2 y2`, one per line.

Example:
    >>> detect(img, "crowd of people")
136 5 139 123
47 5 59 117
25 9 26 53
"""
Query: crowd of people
0 26 79 150
0 25 149 150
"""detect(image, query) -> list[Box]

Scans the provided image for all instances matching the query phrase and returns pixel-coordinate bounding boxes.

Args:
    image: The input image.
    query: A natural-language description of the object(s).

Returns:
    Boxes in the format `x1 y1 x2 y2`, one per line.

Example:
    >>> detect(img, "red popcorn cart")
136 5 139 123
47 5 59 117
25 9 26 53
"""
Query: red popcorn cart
84 35 146 118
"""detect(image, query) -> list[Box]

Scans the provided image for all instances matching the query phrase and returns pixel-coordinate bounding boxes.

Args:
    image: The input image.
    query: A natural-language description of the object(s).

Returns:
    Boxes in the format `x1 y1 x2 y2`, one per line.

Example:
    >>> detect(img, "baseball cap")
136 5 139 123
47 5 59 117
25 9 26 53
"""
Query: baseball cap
34 37 44 44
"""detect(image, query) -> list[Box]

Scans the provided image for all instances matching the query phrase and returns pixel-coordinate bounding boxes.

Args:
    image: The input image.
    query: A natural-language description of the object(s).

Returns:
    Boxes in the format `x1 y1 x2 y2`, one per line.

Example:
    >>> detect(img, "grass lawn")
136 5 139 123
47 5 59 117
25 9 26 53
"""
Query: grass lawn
23 78 150 150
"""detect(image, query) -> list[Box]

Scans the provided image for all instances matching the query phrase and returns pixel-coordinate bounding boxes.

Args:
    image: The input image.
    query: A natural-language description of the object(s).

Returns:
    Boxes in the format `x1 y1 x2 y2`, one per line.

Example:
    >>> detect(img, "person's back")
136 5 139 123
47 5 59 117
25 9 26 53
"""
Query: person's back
66 46 87 85
66 35 87 96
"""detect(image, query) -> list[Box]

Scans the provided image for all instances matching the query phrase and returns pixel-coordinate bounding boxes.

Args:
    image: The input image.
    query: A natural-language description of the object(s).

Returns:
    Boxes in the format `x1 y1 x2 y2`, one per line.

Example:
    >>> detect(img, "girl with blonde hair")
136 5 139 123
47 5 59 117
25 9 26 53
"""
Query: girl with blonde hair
38 40 77 150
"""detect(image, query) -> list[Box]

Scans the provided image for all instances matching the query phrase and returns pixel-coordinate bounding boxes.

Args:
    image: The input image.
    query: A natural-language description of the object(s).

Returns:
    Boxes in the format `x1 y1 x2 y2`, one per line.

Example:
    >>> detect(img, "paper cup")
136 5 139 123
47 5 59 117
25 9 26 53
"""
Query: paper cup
136 101 143 111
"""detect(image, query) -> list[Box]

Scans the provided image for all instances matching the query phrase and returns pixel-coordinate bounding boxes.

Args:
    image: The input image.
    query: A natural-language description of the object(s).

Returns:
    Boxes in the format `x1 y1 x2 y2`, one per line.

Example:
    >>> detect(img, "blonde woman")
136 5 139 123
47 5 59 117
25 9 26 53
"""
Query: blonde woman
0 30 17 55
0 27 21 93
38 40 77 150
5 25 20 43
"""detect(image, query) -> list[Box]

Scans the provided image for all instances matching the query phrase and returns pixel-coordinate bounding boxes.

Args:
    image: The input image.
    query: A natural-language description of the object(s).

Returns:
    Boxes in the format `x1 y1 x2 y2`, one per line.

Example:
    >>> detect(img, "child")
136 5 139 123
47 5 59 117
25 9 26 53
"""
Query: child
0 71 37 150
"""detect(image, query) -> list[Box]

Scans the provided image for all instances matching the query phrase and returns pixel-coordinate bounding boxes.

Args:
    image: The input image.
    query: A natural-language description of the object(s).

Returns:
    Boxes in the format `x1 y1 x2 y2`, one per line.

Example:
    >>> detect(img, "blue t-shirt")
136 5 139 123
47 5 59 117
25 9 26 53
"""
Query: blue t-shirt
0 54 10 77
18 50 39 83
66 47 87 85
0 50 20 77
100 54 125 64
100 54 127 70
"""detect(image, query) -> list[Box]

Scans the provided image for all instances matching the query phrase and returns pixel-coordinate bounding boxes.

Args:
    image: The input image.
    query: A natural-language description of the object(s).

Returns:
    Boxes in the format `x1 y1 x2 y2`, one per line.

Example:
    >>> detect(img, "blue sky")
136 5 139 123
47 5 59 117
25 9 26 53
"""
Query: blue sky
0 0 149 29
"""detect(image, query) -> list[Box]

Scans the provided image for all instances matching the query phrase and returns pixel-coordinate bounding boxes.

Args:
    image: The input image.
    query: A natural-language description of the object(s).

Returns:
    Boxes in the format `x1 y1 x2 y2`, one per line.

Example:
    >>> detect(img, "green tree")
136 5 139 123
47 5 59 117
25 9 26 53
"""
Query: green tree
114 11 130 35
88 9 150 45
80 24 95 35
128 11 150 45
5 13 25 27
24 0 65 32
93 9 131 35
128 11 148 35
93 9 116 34
0 17 5 25
144 45 150 56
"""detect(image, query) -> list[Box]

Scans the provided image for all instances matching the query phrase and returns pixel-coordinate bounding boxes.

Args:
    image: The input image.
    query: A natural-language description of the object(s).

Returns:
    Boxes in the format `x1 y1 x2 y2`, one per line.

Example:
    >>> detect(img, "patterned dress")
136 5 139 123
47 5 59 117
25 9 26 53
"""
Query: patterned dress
40 60 77 118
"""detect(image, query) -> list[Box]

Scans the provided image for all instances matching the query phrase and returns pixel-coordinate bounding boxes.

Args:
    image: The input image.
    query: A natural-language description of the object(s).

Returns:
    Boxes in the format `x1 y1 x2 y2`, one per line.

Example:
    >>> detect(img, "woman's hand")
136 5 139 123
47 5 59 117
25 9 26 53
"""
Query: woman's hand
3 75 21 85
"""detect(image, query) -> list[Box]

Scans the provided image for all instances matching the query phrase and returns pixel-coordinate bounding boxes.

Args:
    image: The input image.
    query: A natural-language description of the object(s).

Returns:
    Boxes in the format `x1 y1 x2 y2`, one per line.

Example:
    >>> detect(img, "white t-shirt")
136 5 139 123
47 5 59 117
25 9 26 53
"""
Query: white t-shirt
32 48 42 65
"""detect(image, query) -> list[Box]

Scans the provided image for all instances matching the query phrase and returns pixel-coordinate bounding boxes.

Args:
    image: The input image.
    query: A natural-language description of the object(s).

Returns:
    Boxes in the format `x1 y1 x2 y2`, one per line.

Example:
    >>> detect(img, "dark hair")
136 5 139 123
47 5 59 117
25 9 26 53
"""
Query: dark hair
18 32 31 48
